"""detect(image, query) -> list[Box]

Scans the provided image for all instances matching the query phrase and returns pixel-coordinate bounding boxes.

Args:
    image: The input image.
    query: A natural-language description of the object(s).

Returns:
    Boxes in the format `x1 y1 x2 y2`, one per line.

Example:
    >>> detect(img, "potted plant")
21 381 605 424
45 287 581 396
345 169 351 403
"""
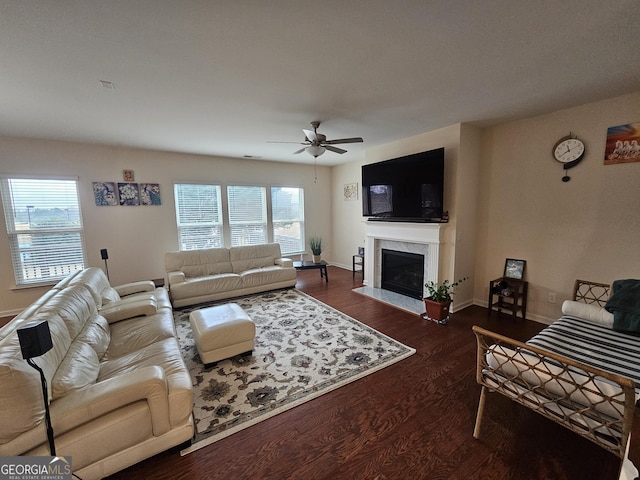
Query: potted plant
423 277 468 324
308 235 323 263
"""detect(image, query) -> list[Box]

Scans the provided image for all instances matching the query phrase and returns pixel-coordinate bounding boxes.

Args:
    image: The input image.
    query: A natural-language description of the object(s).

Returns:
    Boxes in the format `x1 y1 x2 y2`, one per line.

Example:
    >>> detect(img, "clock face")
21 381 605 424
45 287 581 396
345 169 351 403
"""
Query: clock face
553 137 585 163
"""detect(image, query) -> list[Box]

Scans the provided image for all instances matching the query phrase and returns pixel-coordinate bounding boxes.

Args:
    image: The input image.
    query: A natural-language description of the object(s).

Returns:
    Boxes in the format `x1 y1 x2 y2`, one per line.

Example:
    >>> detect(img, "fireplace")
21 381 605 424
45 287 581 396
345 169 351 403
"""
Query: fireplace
381 249 425 299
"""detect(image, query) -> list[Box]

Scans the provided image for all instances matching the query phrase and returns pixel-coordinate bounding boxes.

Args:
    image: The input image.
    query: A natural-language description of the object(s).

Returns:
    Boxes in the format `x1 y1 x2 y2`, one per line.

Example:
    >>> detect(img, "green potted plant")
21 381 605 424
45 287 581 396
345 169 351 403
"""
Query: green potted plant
308 235 323 263
423 277 468 324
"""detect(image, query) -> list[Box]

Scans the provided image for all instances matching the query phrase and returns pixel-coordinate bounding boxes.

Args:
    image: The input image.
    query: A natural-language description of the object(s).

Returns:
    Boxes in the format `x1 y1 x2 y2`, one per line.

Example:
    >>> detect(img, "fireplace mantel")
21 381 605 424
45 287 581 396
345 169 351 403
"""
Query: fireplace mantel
363 221 442 296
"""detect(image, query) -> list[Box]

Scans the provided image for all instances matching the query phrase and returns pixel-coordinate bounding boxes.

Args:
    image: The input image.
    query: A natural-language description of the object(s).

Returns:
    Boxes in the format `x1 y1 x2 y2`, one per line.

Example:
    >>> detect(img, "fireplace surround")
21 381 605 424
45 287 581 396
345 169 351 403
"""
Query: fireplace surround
363 221 442 299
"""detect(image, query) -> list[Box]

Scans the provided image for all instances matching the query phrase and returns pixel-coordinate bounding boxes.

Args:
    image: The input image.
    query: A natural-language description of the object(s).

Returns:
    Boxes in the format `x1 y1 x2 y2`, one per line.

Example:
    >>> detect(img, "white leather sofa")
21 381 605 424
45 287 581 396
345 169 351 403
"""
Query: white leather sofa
0 268 193 479
165 243 297 307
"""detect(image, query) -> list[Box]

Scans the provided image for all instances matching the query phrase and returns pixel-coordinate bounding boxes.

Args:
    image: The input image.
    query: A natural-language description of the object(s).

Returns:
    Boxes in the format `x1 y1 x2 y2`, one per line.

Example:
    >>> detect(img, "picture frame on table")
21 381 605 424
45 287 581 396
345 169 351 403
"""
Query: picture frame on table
504 258 526 280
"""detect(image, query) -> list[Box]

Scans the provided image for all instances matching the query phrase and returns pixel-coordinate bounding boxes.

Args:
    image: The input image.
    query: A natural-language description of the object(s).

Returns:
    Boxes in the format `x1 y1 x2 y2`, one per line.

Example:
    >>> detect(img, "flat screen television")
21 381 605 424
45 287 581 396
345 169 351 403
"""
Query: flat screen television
362 147 445 222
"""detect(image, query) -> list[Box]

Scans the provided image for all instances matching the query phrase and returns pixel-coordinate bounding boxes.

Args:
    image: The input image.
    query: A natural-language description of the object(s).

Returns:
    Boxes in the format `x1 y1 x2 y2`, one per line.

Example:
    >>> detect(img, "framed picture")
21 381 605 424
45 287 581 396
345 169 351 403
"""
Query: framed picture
123 169 135 182
344 182 358 201
139 183 161 205
604 122 640 165
504 258 526 280
118 182 140 206
92 182 118 206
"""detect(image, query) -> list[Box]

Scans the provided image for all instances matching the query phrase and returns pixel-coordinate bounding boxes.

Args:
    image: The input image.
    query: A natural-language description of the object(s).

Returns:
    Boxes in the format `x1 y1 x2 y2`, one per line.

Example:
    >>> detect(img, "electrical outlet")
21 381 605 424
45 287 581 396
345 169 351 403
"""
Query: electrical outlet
548 292 557 304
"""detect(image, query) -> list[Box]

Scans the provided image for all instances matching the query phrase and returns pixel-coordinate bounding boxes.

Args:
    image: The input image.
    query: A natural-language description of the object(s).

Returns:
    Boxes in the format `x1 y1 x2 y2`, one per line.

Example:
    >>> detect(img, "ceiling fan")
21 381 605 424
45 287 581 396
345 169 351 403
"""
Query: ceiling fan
272 121 364 158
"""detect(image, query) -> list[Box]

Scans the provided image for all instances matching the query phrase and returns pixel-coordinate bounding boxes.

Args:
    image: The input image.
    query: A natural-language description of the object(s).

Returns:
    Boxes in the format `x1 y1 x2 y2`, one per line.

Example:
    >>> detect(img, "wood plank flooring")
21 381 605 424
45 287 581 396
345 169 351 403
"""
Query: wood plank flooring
106 266 620 480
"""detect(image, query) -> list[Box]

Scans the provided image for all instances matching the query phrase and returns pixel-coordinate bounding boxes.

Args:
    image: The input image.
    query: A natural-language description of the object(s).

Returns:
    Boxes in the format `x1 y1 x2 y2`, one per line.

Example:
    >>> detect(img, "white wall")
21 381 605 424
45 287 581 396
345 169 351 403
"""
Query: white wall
474 91 640 323
0 137 332 315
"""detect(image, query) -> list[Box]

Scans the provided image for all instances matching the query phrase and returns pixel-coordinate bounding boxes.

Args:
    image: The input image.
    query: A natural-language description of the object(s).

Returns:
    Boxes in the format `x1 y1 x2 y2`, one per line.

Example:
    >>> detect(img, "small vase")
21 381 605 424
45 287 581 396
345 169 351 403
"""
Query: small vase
312 254 321 264
423 298 451 324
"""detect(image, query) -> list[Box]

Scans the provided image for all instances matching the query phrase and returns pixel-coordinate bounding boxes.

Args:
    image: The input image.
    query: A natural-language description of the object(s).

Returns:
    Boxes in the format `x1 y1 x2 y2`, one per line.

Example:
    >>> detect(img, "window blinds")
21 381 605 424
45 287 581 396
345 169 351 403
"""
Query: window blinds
174 183 223 250
227 185 267 247
271 187 304 255
0 177 85 285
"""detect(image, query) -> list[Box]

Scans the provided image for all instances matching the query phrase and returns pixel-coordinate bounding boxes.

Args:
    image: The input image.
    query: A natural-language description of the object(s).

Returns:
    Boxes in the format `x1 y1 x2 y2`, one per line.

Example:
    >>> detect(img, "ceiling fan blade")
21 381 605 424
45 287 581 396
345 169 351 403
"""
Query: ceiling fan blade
303 129 318 143
325 145 347 154
292 147 306 154
324 137 364 145
267 141 307 144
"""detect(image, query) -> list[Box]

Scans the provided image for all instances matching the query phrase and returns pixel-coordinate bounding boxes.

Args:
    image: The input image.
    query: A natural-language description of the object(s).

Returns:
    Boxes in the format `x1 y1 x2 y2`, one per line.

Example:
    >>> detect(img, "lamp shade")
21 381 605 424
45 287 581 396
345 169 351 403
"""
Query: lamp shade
306 146 326 158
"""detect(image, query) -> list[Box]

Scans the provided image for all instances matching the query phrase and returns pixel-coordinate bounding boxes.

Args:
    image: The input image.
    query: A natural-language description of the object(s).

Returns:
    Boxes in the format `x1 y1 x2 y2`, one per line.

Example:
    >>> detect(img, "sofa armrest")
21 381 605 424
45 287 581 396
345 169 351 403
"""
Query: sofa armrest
99 297 158 324
275 257 293 268
51 366 171 437
114 280 155 297
167 271 185 285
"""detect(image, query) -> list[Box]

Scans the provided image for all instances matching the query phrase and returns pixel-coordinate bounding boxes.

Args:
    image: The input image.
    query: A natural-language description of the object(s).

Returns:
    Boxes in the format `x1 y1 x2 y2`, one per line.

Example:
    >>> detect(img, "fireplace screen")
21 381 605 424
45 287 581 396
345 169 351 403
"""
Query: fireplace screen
381 249 425 299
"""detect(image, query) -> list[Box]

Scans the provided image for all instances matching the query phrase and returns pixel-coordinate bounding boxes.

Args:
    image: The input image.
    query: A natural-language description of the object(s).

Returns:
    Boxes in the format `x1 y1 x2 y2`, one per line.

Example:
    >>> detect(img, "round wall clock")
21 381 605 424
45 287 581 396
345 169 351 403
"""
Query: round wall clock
553 134 585 182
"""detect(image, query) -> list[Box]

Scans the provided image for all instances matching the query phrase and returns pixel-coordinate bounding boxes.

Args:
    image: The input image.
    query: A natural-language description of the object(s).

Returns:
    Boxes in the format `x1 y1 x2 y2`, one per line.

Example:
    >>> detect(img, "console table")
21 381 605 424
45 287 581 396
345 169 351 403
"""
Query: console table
293 260 328 282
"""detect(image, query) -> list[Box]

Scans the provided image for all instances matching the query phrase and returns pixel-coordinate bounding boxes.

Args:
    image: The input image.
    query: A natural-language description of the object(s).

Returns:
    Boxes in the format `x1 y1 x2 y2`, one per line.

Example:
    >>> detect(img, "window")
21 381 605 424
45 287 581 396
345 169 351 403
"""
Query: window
227 186 267 246
174 184 223 250
173 183 305 253
0 177 86 286
271 187 304 255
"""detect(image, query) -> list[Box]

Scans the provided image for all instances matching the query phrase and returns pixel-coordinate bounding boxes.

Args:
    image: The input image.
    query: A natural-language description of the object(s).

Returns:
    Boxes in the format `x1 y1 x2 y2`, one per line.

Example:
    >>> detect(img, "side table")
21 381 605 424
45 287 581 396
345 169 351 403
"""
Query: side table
488 278 528 319
352 254 364 278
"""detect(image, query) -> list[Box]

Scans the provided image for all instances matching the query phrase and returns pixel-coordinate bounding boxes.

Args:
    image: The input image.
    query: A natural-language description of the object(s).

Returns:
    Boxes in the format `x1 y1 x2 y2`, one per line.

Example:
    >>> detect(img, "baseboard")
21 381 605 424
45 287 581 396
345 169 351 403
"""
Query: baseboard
451 298 474 313
0 308 23 319
473 298 554 325
330 262 350 271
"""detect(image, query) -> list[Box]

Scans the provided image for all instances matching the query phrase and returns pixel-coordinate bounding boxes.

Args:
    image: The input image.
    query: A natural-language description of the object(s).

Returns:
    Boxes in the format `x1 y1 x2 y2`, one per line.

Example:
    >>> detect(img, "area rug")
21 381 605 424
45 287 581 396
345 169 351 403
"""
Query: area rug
175 288 415 455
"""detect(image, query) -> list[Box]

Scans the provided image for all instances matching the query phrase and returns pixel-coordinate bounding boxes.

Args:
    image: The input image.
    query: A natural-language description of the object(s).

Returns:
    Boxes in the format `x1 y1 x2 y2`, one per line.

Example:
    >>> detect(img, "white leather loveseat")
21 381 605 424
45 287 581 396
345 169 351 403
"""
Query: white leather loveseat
0 268 193 479
165 243 297 308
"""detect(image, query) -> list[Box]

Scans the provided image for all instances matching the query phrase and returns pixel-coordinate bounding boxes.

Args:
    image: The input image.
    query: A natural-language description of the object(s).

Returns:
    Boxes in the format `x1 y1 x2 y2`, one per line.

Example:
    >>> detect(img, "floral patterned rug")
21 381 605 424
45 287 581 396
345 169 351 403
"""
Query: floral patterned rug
175 288 415 455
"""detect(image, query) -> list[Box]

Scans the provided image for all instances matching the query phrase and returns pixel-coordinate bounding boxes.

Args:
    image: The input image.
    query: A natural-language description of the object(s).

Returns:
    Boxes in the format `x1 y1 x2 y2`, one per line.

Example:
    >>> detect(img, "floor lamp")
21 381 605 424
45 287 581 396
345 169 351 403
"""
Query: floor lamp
17 320 56 456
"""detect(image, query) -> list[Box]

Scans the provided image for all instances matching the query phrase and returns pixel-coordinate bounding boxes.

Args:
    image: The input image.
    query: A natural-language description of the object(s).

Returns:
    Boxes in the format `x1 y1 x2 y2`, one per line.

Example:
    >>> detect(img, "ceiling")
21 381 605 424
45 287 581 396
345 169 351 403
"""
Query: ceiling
1 1 639 166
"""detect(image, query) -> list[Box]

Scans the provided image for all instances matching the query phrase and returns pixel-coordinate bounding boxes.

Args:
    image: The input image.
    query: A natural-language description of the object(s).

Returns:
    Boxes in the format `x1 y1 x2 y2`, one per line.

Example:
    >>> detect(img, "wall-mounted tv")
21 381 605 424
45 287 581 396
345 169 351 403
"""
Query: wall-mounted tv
362 147 445 222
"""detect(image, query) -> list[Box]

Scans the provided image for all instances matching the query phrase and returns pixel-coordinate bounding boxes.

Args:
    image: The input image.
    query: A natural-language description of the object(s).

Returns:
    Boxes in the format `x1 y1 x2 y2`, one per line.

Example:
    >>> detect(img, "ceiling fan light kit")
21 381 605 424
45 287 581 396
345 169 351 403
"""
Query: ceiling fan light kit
306 145 326 157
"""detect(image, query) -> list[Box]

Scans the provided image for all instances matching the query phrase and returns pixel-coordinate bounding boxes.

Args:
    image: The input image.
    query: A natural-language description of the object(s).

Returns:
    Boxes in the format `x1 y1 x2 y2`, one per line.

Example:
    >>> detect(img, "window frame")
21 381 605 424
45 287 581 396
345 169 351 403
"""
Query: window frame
174 183 224 251
0 175 86 287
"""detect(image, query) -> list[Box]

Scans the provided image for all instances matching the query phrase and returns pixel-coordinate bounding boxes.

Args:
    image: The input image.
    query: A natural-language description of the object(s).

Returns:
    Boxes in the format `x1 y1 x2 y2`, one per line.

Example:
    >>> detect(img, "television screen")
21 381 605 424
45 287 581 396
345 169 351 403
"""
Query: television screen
362 147 444 222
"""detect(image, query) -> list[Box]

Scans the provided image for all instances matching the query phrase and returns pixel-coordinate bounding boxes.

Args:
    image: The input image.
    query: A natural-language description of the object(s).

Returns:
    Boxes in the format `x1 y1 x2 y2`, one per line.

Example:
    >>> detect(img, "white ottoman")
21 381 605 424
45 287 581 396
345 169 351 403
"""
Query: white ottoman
189 303 256 365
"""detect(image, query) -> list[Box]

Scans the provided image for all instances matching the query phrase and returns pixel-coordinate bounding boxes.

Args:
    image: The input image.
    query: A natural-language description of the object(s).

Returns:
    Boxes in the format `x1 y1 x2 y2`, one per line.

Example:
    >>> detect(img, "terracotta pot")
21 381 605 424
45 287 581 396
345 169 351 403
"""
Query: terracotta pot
312 254 322 264
423 298 451 324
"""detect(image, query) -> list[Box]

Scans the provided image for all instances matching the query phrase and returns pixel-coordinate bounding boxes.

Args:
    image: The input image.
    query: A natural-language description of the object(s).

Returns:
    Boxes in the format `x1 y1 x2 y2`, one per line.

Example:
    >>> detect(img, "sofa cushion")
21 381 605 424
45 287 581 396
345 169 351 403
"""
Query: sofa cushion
241 265 298 288
101 287 122 305
0 351 44 444
52 341 100 400
166 248 232 277
106 315 177 358
77 315 111 359
67 267 113 308
230 243 280 273
169 274 243 301
38 285 97 340
19 312 74 393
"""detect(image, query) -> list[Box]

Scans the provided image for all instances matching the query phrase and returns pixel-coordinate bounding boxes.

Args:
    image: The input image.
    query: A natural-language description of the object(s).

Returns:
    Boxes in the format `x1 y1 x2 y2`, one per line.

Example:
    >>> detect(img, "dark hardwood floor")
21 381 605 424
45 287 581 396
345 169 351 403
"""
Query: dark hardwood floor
106 266 620 480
